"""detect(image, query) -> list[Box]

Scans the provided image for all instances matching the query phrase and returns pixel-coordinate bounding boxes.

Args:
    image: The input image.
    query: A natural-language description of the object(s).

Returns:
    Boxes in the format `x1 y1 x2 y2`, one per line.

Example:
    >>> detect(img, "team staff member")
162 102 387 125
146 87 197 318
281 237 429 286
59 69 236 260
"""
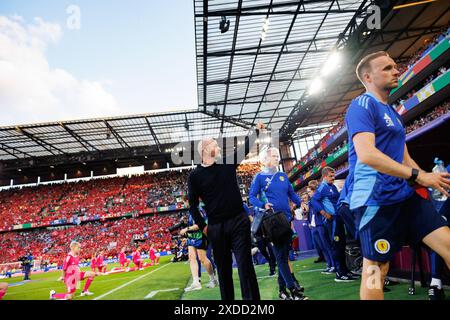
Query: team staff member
346 51 450 300
313 167 356 282
307 180 336 274
187 123 265 300
246 202 277 276
249 147 307 300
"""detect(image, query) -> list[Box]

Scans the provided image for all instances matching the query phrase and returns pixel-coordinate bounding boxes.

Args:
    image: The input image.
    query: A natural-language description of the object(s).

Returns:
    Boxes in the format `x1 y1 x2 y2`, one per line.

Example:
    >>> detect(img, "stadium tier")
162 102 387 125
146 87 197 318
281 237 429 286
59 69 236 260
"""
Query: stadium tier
288 29 450 189
0 164 261 264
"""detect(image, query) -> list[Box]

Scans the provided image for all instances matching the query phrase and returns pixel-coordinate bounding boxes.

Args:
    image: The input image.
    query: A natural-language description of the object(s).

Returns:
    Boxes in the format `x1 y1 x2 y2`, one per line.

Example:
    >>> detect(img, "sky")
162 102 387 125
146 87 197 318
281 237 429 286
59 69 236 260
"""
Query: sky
0 0 198 126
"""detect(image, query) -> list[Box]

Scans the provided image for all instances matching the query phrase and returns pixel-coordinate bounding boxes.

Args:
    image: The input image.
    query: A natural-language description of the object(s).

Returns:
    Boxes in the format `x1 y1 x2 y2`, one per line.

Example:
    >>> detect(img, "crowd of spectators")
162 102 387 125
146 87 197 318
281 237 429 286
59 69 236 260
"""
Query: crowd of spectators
393 64 448 110
397 27 449 73
0 213 180 265
405 101 449 134
0 163 261 264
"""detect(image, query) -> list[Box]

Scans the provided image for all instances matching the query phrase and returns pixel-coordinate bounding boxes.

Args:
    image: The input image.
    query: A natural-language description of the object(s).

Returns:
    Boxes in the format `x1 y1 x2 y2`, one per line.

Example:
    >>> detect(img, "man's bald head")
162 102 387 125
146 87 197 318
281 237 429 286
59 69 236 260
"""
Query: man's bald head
198 138 221 162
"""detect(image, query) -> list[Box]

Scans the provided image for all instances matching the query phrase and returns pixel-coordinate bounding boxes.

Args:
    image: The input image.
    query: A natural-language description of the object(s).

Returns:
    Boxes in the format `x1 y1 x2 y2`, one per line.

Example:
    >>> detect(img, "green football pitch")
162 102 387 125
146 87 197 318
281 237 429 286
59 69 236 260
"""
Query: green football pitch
2 255 446 300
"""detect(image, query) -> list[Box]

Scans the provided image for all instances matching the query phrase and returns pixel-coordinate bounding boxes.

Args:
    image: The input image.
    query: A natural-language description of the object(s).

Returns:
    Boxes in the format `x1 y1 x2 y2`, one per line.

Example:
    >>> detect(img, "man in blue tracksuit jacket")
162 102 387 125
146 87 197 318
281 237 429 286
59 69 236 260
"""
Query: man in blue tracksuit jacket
249 147 307 300
307 180 335 273
313 167 357 282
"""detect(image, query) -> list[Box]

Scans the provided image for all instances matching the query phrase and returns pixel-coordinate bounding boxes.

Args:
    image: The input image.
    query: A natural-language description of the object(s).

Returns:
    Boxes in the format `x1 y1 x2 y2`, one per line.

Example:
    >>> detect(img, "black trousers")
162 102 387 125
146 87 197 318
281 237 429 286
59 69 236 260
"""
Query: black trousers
208 212 260 300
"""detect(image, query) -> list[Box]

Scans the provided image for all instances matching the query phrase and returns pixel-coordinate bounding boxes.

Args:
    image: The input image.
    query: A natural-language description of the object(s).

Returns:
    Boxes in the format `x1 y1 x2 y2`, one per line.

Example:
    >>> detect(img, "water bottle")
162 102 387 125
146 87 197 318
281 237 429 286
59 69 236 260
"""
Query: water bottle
431 158 448 201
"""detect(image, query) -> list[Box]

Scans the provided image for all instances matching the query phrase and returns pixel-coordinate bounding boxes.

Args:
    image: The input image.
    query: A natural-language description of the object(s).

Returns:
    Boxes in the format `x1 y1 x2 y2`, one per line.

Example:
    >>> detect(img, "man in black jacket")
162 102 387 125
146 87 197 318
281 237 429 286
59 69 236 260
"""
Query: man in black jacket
187 122 265 300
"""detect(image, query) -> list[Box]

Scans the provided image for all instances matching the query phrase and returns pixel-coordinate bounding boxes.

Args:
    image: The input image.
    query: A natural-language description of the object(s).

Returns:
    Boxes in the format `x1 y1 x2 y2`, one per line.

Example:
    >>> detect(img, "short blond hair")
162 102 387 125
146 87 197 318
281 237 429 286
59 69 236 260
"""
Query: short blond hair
308 180 318 190
356 51 390 84
259 147 280 165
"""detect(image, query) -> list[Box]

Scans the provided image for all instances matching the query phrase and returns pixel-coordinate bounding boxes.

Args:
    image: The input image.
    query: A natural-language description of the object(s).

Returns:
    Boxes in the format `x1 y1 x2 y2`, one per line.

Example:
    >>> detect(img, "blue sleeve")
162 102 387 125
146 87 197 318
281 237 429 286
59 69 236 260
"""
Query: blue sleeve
249 174 265 209
310 198 323 214
338 179 348 204
312 185 325 212
345 96 376 140
287 175 301 207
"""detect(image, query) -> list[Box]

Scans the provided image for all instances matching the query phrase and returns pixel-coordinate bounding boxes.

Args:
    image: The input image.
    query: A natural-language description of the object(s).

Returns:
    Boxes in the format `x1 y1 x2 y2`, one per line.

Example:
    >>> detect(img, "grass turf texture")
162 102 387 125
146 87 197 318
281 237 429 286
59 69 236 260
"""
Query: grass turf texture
2 256 447 300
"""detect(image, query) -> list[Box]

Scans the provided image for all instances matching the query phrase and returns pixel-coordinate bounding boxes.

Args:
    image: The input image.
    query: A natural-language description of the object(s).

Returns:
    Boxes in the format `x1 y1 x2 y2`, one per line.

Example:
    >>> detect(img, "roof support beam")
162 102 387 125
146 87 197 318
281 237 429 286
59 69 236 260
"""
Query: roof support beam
144 117 163 153
203 111 252 131
207 78 312 85
15 127 67 156
201 48 329 57
60 123 99 153
202 0 208 112
250 0 305 126
103 120 131 150
206 35 339 56
220 0 244 134
266 0 336 126
198 10 360 17
0 143 34 159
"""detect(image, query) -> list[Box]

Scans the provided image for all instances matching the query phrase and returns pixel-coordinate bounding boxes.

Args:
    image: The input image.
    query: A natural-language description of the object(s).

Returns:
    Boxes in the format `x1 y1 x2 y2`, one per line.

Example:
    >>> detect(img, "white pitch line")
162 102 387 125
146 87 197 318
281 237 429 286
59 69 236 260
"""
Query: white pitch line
145 288 180 299
93 263 172 300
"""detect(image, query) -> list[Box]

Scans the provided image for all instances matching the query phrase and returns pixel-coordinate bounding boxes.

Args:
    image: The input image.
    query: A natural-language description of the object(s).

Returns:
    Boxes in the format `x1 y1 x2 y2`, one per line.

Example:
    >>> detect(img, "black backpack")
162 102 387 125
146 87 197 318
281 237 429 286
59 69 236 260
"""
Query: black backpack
261 209 293 244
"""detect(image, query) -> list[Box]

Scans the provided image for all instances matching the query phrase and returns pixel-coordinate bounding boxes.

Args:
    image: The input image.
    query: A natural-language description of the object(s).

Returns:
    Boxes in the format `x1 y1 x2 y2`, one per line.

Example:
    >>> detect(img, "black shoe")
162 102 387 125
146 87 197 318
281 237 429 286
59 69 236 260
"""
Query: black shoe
428 286 445 300
293 280 304 292
384 279 399 286
314 257 325 263
383 286 391 292
335 273 357 282
347 271 360 279
269 267 276 276
279 290 292 300
289 287 309 300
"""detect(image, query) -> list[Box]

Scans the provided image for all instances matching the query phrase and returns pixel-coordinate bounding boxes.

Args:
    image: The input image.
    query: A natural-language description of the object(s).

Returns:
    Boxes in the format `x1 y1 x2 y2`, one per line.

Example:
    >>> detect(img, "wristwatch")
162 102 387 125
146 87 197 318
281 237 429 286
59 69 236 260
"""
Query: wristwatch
407 168 419 186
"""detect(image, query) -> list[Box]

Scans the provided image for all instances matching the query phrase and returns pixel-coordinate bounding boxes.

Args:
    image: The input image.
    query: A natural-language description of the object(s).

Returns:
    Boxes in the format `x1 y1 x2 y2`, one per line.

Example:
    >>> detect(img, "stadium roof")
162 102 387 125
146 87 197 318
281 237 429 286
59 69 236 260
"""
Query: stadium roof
194 0 369 132
0 110 251 162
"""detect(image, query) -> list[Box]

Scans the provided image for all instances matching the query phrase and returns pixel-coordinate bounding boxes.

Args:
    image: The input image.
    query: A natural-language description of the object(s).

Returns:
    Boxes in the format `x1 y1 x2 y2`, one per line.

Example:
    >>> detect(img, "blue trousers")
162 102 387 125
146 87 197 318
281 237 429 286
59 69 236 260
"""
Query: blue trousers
429 198 449 279
323 219 346 274
256 237 276 270
311 225 335 269
272 239 295 290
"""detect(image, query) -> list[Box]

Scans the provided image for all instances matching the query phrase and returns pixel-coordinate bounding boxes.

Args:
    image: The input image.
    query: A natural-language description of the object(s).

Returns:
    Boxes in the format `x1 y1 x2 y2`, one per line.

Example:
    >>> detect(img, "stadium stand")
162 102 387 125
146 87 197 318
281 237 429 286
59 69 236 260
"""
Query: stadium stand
0 164 261 264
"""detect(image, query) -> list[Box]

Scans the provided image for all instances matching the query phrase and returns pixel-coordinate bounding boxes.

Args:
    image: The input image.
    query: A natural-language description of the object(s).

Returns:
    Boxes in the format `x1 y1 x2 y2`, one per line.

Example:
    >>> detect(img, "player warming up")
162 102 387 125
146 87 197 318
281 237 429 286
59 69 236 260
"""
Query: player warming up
50 241 96 300
96 251 108 274
119 247 131 271
149 244 160 266
132 247 144 271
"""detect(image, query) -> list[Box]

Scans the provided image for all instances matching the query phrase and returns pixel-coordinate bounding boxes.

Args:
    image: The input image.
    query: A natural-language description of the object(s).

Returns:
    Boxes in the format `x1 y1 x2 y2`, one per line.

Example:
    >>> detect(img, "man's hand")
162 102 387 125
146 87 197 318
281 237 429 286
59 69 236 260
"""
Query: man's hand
265 203 273 211
180 228 188 236
202 226 208 236
256 122 266 130
416 172 450 197
321 211 333 220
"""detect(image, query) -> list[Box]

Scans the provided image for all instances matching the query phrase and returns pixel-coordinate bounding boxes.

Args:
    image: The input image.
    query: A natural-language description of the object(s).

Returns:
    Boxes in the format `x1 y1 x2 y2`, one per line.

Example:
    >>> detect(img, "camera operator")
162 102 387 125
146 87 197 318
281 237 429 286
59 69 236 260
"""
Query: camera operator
19 252 33 281
168 217 190 263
